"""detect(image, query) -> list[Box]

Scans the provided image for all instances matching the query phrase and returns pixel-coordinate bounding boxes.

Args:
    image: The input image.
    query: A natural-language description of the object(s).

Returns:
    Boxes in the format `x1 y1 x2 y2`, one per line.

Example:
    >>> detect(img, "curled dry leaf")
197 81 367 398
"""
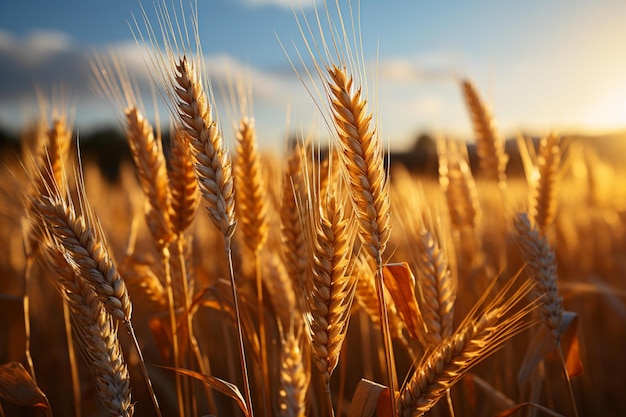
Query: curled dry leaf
382 262 424 341
0 362 49 409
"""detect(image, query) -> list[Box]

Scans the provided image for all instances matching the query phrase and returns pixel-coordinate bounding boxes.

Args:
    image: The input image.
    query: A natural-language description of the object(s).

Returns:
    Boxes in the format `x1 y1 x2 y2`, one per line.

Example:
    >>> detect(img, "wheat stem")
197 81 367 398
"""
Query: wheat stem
225 236 254 417
161 245 185 417
556 340 579 417
62 298 82 417
126 321 162 417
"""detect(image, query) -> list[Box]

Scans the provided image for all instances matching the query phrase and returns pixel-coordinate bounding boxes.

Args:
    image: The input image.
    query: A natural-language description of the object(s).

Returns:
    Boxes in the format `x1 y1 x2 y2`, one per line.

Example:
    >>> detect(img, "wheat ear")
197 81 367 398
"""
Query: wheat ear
514 212 579 417
169 128 201 235
22 114 72 383
124 110 184 413
461 79 508 185
280 143 308 304
398 273 537 417
438 139 481 232
514 212 563 335
529 132 561 232
174 56 236 238
234 116 269 253
124 107 174 247
38 237 133 417
277 322 310 417
30 189 131 323
415 228 456 346
124 105 182 408
306 194 354 381
234 116 271 412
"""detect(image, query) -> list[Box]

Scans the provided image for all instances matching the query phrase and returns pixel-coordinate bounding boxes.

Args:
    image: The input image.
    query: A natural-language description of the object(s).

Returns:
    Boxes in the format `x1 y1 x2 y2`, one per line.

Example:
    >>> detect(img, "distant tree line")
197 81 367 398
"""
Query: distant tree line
1 123 620 183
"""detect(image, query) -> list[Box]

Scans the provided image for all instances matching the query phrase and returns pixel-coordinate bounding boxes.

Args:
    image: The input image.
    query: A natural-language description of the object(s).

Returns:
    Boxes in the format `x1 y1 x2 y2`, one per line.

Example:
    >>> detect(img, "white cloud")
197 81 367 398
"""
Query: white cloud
14 30 74 66
376 53 461 83
0 29 314 149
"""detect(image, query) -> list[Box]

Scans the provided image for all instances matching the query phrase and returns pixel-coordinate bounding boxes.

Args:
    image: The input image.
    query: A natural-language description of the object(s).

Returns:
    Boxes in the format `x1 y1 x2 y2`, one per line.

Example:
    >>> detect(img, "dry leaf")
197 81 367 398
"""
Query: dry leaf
558 311 583 378
376 387 394 417
149 316 172 362
158 366 249 417
383 262 423 340
348 379 386 417
494 401 566 417
0 362 49 408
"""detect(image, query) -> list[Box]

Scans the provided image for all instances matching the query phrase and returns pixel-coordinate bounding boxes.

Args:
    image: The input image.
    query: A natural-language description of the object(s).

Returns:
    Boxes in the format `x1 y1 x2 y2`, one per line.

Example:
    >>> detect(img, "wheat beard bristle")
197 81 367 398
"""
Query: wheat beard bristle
173 56 237 238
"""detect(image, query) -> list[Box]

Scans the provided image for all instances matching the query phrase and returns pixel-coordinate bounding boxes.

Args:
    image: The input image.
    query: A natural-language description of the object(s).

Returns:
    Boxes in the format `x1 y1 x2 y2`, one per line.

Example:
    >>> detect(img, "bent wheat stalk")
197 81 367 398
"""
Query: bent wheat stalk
514 212 578 417
398 273 538 417
29 172 162 417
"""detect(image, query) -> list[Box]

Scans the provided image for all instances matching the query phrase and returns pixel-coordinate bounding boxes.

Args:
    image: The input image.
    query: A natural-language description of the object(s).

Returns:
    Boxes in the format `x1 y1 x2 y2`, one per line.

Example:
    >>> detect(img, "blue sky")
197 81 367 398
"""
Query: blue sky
1 0 626 151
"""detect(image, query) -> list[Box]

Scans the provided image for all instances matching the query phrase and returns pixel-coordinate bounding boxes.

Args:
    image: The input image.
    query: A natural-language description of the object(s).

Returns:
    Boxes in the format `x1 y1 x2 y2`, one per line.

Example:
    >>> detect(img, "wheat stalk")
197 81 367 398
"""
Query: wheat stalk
326 63 397 413
22 112 73 384
171 55 255 416
234 115 271 412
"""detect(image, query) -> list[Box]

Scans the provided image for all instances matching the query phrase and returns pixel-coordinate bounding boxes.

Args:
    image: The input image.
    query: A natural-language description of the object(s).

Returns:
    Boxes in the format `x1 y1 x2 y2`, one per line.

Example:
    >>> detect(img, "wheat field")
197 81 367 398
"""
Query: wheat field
0 2 625 417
